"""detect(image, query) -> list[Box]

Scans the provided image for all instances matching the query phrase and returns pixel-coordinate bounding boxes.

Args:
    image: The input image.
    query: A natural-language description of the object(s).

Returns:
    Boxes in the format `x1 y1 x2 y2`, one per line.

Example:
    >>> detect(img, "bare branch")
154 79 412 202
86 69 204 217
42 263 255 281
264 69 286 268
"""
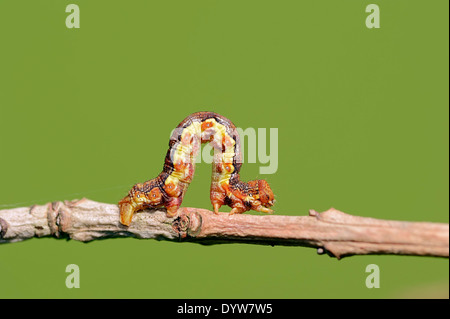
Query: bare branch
0 198 448 259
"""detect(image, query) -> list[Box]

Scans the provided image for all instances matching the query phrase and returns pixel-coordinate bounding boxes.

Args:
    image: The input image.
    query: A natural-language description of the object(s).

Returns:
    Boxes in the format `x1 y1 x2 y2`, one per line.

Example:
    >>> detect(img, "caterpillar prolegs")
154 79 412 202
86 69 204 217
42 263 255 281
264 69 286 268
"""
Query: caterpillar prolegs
119 112 275 226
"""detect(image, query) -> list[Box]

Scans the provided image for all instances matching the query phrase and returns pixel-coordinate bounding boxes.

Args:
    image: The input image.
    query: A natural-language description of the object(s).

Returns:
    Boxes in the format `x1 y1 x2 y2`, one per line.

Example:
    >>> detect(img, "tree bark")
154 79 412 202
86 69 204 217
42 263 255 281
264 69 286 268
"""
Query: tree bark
0 198 448 259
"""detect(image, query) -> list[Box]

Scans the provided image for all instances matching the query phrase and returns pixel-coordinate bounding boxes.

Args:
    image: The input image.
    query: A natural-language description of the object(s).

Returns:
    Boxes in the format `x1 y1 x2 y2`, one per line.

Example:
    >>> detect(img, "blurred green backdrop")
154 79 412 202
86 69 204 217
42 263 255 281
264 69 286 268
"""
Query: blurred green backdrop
0 0 448 298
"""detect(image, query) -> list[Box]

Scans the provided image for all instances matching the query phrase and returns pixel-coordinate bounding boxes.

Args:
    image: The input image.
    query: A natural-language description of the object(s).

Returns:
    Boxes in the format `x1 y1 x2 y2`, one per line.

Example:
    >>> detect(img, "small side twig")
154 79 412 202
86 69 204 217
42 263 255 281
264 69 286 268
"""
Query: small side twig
0 198 448 259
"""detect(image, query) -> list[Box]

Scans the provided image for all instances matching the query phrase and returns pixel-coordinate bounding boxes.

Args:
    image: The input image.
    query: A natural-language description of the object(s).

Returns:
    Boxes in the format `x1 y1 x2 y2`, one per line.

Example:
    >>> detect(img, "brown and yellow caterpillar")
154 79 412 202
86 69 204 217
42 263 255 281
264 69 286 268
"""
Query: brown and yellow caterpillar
119 112 275 226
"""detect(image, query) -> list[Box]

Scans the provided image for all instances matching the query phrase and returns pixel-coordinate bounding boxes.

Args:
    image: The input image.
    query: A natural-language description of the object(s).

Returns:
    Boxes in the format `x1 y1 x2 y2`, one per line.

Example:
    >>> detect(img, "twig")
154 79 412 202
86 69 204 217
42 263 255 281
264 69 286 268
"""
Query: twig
0 198 448 259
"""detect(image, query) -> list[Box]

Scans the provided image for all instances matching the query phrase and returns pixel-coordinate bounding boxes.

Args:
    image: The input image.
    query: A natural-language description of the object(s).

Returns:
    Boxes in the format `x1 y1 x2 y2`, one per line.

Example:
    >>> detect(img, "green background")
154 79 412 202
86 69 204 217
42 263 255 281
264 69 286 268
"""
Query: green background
0 0 448 299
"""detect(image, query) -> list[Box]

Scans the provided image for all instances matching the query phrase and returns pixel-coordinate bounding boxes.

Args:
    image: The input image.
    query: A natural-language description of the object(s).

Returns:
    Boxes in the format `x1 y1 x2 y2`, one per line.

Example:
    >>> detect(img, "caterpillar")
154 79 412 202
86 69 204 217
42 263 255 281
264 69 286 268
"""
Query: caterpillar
119 111 275 226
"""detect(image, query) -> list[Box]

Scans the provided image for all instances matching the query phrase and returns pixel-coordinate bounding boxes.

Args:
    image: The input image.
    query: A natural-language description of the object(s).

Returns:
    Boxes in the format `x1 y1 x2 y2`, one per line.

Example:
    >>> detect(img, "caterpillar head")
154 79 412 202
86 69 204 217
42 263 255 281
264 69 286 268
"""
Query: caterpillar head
246 179 275 209
256 179 275 208
119 182 164 226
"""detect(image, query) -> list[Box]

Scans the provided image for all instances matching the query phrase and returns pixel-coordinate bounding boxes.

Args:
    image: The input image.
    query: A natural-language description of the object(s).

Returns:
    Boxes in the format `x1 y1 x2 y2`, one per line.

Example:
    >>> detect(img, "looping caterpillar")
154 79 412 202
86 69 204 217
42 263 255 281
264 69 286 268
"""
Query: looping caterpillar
119 112 275 226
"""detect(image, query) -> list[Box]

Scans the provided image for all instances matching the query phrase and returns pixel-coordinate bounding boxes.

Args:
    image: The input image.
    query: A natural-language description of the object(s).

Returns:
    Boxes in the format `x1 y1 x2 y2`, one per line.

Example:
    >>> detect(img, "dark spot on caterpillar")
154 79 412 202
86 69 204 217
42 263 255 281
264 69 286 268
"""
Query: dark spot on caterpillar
224 196 232 206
